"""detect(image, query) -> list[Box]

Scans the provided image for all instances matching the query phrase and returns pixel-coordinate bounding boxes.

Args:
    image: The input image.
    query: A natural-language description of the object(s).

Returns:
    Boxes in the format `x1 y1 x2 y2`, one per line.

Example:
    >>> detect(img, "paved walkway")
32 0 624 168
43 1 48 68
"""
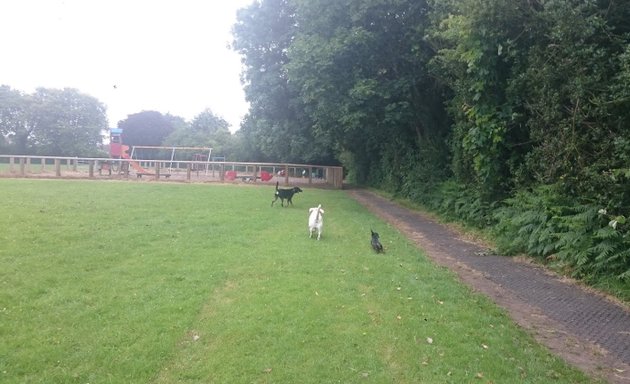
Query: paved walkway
349 189 630 383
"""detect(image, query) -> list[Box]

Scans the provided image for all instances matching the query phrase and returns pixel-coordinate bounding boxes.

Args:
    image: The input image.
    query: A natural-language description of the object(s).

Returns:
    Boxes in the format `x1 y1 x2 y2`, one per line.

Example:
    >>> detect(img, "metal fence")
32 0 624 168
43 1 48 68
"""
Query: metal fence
0 155 344 189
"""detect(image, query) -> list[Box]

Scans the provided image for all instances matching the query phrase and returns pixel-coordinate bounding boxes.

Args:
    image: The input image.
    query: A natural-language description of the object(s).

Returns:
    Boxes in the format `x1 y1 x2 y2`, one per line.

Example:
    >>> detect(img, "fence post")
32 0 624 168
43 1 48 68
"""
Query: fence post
155 162 160 180
186 163 191 182
55 159 61 176
19 157 26 176
9 157 15 173
89 161 95 178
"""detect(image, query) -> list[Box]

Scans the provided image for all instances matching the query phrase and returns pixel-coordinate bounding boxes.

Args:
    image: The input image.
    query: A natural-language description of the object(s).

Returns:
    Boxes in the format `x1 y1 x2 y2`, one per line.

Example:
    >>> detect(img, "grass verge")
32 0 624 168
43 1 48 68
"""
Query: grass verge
0 179 599 383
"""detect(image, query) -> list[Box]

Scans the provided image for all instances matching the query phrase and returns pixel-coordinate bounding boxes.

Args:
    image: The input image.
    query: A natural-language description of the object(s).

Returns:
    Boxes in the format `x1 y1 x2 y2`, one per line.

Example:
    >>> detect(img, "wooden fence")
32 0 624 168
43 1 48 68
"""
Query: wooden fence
0 155 344 189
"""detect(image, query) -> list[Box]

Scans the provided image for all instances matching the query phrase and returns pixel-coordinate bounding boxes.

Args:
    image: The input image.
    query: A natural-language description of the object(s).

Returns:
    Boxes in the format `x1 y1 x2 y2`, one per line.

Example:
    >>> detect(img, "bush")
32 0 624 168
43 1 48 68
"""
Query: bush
493 184 630 280
419 181 497 229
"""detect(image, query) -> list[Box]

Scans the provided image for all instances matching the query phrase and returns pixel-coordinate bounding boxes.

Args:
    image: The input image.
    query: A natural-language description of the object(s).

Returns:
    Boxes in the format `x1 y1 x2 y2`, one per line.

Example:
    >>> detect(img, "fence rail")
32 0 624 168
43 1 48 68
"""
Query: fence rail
0 155 344 189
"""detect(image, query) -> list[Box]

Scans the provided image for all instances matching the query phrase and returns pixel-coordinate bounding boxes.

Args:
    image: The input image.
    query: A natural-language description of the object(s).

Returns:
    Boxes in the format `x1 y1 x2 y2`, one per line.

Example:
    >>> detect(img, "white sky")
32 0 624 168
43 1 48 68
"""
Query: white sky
0 0 253 132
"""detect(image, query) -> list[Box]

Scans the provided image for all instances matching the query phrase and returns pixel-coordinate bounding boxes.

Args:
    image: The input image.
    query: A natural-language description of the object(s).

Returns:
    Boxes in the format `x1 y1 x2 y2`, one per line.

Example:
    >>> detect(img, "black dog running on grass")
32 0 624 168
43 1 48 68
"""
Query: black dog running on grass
271 181 303 207
371 229 384 253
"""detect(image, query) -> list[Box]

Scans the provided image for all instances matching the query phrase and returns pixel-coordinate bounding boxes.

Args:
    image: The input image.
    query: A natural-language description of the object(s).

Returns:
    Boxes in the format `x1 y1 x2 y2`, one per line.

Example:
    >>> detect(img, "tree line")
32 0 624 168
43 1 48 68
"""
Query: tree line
0 86 240 159
0 86 107 156
232 0 629 283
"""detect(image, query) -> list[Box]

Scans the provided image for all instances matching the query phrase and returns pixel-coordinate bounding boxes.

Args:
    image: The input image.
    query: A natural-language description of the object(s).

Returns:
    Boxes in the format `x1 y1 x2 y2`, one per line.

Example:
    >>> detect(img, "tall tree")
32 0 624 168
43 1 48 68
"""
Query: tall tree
427 0 538 196
232 0 337 164
515 0 630 206
287 0 448 185
0 85 31 154
0 86 107 156
29 88 108 156
163 109 233 156
118 110 175 149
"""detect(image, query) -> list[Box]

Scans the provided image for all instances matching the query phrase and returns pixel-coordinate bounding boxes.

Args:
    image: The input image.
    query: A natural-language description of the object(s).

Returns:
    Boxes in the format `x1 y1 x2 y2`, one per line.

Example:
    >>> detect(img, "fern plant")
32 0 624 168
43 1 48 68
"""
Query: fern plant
494 184 630 281
493 185 566 257
430 181 496 228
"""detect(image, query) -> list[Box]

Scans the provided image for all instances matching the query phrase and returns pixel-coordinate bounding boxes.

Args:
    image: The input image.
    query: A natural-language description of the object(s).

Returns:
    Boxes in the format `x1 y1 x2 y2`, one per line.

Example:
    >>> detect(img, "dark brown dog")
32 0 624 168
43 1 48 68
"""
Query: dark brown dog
371 229 384 253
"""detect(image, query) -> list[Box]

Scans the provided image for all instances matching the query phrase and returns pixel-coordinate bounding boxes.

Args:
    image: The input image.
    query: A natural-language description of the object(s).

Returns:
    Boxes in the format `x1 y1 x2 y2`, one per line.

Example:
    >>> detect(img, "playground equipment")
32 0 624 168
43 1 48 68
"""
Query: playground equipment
108 128 212 178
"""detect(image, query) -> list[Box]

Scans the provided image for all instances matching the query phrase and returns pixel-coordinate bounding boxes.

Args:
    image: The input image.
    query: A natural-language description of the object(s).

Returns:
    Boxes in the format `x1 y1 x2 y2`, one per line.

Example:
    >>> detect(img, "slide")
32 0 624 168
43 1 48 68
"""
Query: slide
120 145 149 174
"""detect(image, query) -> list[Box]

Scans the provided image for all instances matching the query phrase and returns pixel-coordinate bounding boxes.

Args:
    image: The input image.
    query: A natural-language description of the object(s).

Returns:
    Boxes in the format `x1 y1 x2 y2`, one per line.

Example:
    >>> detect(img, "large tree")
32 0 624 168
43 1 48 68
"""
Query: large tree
163 108 233 156
0 86 107 156
286 0 448 185
515 0 630 207
427 0 538 196
0 85 31 154
232 0 337 164
118 110 175 149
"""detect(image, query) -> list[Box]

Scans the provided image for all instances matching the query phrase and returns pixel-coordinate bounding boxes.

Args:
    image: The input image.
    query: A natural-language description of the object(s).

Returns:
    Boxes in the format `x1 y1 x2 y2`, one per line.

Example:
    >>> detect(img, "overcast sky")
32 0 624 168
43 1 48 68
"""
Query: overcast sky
0 0 253 132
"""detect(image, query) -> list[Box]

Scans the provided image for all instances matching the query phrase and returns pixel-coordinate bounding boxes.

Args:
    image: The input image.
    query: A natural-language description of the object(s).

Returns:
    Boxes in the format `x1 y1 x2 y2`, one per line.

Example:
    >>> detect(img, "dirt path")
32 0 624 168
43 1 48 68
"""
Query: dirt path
348 189 630 384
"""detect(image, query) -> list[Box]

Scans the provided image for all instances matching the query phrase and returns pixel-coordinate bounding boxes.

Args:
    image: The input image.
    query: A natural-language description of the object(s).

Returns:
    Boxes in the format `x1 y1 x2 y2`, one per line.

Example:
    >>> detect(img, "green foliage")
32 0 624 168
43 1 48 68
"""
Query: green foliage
232 0 336 164
118 110 176 148
493 185 630 281
426 0 532 194
0 85 107 156
231 0 630 284
234 0 448 169
414 181 496 229
493 185 565 257
514 0 630 200
0 85 30 154
163 108 234 156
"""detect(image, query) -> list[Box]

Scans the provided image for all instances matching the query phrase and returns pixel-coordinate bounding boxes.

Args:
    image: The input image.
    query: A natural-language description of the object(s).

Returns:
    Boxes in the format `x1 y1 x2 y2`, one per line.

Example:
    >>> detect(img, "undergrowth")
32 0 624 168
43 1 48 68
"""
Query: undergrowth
399 181 630 302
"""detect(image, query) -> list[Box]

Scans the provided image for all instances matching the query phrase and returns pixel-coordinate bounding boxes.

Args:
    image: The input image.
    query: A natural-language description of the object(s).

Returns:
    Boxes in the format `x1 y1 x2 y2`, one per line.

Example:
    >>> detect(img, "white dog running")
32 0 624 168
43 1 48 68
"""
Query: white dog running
308 204 325 240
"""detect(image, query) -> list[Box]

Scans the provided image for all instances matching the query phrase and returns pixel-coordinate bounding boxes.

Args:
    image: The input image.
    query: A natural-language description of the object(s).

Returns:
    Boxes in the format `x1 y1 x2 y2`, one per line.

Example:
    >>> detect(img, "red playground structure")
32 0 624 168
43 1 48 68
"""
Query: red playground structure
107 128 272 182
108 128 150 175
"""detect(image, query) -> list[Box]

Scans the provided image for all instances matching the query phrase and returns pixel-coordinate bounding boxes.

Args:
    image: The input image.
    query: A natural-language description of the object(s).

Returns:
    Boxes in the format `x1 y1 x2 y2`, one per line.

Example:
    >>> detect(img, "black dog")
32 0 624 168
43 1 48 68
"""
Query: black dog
371 229 384 253
271 181 303 207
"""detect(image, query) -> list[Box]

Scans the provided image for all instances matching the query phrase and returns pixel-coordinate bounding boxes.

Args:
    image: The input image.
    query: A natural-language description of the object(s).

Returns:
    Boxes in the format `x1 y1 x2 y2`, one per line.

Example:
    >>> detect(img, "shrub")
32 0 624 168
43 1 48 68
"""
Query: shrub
493 184 630 280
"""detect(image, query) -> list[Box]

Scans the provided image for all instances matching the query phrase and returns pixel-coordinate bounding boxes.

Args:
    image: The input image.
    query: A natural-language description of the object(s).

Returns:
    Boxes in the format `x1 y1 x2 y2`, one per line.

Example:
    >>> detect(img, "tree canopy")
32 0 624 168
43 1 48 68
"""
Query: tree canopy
232 0 630 280
0 86 107 156
118 110 176 149
232 0 630 204
232 0 337 164
163 108 233 156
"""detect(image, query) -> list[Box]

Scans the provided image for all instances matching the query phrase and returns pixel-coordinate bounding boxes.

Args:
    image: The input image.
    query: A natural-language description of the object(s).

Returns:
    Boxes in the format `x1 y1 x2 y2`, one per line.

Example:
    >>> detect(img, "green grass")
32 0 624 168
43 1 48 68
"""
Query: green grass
0 179 599 383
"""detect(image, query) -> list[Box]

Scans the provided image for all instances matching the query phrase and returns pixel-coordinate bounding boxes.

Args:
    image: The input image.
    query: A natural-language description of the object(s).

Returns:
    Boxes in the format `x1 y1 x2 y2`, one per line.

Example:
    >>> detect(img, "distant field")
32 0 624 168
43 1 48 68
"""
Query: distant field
0 179 597 383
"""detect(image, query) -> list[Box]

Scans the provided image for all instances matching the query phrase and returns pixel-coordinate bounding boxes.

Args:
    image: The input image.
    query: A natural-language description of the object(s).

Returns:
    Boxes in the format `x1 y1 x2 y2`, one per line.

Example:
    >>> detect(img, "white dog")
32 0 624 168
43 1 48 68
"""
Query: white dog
308 204 325 240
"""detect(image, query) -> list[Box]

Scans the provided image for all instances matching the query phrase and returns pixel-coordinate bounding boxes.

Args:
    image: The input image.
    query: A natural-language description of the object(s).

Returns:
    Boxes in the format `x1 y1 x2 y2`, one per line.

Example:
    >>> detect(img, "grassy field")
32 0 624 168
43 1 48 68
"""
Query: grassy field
0 179 599 383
